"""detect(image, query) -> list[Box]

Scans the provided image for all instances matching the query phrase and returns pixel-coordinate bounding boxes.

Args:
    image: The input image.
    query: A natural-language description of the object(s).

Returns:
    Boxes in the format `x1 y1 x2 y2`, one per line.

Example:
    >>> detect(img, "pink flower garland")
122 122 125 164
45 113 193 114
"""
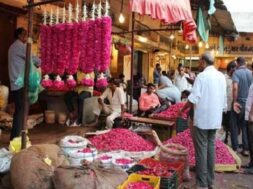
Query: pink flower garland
79 21 88 73
64 23 73 73
40 25 48 74
66 23 80 75
94 18 102 71
66 75 77 89
44 25 53 74
55 23 66 75
96 78 108 88
85 19 96 73
51 25 59 75
53 76 65 91
41 75 53 88
81 78 94 87
100 16 112 72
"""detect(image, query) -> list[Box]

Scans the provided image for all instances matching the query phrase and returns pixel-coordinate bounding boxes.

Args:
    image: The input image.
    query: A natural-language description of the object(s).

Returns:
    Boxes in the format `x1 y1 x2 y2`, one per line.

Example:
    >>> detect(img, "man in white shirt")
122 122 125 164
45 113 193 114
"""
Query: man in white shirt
179 52 227 189
175 65 192 92
95 78 125 129
8 28 40 140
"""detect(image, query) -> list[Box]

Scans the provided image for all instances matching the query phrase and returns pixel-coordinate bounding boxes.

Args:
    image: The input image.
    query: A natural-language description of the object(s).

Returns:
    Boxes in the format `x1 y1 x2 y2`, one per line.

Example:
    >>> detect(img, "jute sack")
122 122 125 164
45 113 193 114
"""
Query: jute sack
10 144 68 189
53 167 97 189
53 163 128 189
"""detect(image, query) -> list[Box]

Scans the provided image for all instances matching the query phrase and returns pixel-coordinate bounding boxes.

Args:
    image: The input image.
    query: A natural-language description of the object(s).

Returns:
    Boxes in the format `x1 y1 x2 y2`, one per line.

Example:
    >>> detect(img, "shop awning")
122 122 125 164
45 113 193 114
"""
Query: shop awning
223 0 253 33
129 0 197 43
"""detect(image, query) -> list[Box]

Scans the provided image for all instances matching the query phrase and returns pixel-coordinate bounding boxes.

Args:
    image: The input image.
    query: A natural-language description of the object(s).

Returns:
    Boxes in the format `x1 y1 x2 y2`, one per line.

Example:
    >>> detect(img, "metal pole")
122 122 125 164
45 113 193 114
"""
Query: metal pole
130 12 135 113
21 0 34 149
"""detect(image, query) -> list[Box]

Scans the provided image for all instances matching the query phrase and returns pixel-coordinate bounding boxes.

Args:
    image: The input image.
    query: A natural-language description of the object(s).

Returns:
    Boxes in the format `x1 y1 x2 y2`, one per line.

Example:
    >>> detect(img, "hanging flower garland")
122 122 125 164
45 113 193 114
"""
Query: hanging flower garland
79 21 88 73
51 24 59 75
64 23 73 73
41 74 53 88
81 73 94 87
40 25 48 74
53 75 65 90
100 16 112 72
94 18 102 71
66 75 77 89
96 73 108 88
85 19 96 73
54 23 66 75
66 22 80 75
45 25 53 73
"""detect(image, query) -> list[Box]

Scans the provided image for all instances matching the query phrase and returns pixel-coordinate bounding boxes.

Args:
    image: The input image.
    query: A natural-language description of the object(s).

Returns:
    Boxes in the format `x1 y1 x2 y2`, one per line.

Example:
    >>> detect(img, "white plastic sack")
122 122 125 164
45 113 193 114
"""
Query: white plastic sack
59 135 89 148
0 148 12 173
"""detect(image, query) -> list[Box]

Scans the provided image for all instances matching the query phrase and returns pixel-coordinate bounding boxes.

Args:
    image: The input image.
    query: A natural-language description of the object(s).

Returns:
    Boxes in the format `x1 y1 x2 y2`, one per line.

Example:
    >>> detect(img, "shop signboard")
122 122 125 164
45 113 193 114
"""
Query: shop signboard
224 44 253 55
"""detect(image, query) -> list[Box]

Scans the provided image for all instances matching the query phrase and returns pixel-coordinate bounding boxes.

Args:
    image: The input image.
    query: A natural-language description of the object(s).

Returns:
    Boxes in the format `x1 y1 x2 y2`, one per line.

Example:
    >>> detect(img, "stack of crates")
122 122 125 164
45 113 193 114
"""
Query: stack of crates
166 160 185 185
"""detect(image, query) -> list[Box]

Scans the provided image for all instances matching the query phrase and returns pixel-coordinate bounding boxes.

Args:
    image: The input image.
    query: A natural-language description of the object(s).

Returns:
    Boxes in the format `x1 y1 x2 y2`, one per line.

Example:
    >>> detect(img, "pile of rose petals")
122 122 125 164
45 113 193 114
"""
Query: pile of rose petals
152 103 188 120
89 129 155 152
163 129 236 166
138 158 173 177
125 181 154 189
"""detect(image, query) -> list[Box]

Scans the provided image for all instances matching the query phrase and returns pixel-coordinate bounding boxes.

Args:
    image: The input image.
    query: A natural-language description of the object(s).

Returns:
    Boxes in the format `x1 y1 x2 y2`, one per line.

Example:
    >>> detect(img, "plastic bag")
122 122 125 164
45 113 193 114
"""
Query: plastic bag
15 61 41 104
9 136 31 153
0 148 12 173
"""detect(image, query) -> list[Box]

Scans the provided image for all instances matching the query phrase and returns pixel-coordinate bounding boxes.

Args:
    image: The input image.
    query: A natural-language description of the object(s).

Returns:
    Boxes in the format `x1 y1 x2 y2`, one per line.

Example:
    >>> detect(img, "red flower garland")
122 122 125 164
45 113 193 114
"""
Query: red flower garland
55 23 66 75
100 16 112 72
94 18 102 71
51 25 59 75
79 21 88 73
66 23 80 75
64 23 73 73
40 25 48 74
85 19 96 73
41 75 53 88
66 75 77 89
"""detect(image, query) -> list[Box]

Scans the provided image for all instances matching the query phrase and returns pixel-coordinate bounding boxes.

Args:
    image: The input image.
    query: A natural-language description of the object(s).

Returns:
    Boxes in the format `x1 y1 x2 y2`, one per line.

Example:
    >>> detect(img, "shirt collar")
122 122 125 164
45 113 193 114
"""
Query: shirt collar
203 65 216 72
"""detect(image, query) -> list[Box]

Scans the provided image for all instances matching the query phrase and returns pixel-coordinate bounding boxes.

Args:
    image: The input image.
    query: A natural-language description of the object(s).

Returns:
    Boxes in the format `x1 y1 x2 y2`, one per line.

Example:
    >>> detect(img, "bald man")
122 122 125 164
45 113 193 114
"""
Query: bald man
179 52 227 189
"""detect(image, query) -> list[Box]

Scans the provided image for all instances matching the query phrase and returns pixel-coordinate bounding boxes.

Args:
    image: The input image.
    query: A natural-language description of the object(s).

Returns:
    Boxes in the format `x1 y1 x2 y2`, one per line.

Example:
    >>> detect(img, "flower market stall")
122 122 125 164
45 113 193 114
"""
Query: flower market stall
128 0 197 112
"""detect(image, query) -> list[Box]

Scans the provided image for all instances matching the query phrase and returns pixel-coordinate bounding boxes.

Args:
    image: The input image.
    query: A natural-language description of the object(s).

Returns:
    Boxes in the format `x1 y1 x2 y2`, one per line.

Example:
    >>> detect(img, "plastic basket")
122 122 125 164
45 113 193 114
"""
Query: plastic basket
166 161 185 184
118 173 160 189
127 164 178 189
160 170 178 189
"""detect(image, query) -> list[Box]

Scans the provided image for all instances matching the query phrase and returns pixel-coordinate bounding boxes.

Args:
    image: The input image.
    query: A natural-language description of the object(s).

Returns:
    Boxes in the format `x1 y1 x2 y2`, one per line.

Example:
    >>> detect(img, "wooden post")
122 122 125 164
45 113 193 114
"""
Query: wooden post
189 45 192 71
21 0 34 149
130 12 135 113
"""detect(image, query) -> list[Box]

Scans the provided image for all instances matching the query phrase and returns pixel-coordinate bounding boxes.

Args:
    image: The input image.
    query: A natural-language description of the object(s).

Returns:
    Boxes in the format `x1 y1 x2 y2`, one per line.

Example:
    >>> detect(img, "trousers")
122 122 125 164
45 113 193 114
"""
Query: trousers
230 103 248 151
247 122 253 165
192 127 216 188
10 88 24 140
64 91 91 124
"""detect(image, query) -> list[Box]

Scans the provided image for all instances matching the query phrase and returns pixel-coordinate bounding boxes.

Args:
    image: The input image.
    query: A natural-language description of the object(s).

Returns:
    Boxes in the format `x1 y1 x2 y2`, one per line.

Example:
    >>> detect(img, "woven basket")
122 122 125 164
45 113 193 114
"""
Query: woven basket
44 110 55 124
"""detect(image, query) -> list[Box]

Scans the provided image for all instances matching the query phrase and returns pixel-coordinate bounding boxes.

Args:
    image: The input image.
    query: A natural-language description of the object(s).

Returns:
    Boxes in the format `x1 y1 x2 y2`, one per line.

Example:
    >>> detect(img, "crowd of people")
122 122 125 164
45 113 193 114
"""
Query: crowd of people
8 27 253 189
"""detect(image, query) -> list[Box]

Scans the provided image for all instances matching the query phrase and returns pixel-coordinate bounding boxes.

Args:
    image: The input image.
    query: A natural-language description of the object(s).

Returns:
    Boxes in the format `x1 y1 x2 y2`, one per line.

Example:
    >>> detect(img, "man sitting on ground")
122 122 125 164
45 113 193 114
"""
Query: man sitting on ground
139 83 161 116
94 78 126 129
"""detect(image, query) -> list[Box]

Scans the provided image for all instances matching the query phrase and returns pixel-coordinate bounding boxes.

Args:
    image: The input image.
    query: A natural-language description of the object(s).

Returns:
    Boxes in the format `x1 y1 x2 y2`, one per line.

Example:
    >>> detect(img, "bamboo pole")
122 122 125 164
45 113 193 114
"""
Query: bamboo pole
130 12 135 113
21 0 34 149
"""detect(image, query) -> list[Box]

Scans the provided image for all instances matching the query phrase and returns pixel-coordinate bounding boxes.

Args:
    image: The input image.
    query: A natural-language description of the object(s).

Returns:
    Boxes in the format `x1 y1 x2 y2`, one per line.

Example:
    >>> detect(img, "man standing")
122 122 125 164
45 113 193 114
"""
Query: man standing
153 63 161 85
175 64 192 92
8 28 40 140
231 57 252 155
179 52 227 189
95 78 125 129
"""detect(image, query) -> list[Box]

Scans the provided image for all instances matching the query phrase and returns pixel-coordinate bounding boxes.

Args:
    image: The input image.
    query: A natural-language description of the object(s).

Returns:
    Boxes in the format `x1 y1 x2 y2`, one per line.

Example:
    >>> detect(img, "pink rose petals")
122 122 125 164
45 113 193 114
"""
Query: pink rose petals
125 181 154 189
153 103 188 120
89 129 155 152
115 158 133 165
163 129 236 166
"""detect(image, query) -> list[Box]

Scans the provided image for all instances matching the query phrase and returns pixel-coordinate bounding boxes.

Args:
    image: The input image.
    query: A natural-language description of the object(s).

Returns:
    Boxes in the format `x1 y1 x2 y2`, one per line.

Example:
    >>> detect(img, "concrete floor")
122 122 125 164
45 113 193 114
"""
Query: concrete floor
0 124 252 189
